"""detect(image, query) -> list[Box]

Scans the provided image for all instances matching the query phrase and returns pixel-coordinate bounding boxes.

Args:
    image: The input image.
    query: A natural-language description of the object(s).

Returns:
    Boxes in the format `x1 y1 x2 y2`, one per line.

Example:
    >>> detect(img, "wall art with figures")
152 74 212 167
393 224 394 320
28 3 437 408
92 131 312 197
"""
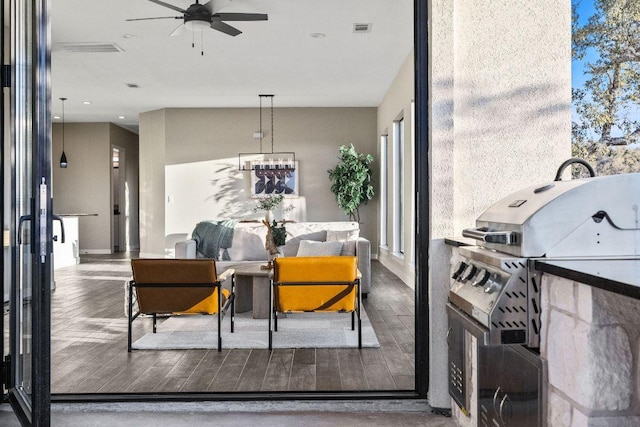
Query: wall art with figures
251 162 299 197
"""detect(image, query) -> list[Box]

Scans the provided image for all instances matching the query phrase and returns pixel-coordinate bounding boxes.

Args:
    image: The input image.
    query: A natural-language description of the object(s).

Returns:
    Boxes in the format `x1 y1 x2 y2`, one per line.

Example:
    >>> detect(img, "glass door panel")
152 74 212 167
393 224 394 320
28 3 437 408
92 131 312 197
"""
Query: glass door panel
6 0 52 425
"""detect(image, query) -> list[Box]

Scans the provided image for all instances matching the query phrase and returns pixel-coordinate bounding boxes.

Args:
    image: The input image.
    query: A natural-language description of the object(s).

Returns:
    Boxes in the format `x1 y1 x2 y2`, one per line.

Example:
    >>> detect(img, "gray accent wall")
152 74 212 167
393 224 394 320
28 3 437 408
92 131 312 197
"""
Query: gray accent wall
52 122 140 253
139 107 378 258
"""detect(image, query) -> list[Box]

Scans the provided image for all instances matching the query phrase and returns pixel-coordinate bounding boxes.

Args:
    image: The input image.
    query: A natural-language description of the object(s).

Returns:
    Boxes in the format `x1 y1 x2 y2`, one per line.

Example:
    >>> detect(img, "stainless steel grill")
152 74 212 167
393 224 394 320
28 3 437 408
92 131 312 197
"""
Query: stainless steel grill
450 171 640 347
448 165 639 424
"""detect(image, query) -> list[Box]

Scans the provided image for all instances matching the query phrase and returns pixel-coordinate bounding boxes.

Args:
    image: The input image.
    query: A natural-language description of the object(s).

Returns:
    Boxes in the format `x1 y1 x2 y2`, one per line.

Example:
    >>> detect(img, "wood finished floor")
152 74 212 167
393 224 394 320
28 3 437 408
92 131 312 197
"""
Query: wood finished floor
49 256 415 394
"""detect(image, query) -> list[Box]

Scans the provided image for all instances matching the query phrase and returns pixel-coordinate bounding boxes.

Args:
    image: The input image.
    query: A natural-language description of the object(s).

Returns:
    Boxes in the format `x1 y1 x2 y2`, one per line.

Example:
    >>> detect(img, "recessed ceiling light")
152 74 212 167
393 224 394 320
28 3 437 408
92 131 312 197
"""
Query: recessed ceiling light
53 115 60 120
82 101 92 105
118 115 126 120
310 33 326 38
121 33 136 39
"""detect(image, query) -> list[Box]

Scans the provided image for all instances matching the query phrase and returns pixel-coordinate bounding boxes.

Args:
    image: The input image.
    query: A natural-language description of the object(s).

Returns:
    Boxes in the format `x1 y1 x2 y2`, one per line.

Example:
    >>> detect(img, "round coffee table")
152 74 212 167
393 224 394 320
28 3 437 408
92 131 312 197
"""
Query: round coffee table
233 262 272 319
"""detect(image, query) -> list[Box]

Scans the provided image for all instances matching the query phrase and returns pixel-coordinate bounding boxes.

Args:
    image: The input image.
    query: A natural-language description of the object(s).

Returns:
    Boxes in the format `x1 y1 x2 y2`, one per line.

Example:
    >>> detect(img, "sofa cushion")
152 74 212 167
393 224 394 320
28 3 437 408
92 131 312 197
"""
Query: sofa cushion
296 240 343 257
326 229 359 256
224 224 268 261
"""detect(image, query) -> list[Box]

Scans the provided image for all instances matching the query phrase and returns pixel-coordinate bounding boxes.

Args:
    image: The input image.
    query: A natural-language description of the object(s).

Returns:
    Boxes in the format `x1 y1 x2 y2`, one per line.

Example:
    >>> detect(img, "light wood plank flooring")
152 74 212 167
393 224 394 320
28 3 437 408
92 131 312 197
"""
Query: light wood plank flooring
48 255 415 394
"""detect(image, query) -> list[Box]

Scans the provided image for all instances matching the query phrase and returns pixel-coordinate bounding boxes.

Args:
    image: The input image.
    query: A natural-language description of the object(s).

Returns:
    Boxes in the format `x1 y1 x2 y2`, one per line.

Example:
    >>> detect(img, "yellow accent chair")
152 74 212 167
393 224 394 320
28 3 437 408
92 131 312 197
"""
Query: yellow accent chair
128 259 235 352
269 256 361 350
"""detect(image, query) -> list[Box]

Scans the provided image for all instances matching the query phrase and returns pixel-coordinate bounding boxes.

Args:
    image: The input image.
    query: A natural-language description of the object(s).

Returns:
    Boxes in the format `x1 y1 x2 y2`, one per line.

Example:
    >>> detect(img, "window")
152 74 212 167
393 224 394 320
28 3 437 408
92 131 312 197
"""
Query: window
393 117 404 255
380 134 388 248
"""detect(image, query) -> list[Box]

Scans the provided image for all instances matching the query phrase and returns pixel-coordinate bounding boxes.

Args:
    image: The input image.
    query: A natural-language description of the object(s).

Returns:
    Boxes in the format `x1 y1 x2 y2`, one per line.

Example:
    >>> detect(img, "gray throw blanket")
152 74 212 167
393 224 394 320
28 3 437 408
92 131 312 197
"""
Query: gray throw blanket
191 220 237 261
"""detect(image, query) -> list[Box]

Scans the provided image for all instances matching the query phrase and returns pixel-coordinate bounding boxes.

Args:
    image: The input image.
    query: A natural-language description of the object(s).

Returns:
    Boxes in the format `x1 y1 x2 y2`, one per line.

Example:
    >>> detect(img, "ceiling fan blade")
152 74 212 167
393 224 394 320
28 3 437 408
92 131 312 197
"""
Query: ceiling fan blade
213 13 268 21
126 16 181 21
210 20 242 36
148 0 186 14
169 23 186 37
202 0 230 14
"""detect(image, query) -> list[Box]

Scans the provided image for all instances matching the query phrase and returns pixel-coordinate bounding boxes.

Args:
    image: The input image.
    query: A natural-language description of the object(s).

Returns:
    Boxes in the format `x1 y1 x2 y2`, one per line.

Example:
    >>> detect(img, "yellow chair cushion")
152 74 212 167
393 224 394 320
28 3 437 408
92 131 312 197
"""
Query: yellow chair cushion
273 256 358 312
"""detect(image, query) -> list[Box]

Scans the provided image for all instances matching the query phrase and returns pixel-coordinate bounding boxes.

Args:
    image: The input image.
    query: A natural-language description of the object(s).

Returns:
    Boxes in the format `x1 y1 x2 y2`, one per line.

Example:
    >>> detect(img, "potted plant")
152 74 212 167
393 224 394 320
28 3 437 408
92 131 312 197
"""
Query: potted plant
254 194 284 223
327 144 374 223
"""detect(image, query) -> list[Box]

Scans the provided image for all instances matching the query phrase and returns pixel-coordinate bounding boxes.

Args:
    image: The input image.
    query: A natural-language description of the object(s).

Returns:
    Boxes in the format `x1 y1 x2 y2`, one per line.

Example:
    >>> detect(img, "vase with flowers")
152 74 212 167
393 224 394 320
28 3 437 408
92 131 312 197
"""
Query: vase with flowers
254 194 284 223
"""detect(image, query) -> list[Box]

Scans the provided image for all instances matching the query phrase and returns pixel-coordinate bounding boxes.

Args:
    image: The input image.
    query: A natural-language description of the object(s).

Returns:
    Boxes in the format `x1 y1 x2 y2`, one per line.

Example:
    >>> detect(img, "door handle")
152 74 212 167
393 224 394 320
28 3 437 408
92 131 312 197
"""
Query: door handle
18 214 31 245
52 215 66 244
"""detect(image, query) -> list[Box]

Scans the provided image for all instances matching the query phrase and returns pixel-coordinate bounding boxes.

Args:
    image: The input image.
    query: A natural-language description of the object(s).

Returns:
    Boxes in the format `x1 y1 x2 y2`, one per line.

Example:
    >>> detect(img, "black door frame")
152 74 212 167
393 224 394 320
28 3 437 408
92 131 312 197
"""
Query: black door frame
4 0 53 425
5 0 431 409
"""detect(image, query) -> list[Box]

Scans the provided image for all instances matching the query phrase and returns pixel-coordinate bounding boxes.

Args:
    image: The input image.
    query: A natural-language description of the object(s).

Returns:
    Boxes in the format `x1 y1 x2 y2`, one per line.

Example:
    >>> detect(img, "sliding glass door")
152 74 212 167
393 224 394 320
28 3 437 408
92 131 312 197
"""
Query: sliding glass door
4 0 52 425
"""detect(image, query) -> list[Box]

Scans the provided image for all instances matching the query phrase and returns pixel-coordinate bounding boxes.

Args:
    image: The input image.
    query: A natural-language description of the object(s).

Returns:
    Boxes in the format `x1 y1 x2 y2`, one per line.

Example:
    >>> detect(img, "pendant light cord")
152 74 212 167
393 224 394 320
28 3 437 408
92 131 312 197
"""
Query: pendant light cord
61 97 66 151
270 95 274 153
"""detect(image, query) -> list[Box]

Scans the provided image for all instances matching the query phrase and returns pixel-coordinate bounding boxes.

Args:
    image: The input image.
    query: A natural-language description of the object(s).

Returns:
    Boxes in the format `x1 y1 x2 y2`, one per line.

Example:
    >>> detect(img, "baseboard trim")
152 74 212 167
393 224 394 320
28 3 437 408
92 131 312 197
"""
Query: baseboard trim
80 249 111 255
139 252 166 259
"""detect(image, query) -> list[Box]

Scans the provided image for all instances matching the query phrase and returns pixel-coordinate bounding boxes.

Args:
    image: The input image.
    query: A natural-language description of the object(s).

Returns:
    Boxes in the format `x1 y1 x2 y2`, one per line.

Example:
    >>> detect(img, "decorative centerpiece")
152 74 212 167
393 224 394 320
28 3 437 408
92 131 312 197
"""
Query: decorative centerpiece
262 219 287 270
255 195 292 269
254 194 284 223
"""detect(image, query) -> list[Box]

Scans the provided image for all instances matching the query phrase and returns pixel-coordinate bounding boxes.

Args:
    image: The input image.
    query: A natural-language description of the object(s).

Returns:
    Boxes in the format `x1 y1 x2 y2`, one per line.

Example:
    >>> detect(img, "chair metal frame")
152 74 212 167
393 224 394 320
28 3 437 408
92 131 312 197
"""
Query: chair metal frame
268 266 361 350
127 263 235 352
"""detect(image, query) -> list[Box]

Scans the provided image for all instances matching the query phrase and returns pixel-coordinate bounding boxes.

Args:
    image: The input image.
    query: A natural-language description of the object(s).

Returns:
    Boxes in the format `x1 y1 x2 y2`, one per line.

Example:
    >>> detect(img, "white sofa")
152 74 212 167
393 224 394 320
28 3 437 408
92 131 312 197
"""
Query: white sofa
175 221 371 295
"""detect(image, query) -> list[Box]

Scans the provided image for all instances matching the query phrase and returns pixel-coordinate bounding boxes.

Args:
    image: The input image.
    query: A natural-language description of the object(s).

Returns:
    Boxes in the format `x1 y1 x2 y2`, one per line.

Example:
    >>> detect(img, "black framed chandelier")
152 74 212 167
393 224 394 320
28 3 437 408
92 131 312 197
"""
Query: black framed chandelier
238 94 295 172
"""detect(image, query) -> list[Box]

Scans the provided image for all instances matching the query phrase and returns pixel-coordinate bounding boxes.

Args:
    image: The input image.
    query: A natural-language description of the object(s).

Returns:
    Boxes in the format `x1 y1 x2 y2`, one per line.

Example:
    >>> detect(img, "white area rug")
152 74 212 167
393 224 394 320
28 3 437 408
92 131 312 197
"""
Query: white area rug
131 308 380 350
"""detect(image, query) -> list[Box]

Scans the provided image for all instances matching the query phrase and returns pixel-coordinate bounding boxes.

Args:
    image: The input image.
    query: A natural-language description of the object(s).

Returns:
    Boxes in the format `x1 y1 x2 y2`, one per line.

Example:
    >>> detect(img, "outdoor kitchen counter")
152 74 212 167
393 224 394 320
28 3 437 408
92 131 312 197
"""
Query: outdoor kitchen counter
533 258 640 300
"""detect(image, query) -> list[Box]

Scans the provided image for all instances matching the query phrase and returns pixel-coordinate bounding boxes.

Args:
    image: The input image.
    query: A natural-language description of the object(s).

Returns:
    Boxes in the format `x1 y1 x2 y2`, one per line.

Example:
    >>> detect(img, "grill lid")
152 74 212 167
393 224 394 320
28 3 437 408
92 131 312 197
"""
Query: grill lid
463 173 640 257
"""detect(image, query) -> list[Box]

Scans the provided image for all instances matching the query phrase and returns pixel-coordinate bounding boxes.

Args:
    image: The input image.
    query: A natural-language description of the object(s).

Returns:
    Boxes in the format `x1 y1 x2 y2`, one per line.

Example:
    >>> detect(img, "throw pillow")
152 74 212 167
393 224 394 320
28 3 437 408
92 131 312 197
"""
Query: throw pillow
296 240 343 257
326 229 359 256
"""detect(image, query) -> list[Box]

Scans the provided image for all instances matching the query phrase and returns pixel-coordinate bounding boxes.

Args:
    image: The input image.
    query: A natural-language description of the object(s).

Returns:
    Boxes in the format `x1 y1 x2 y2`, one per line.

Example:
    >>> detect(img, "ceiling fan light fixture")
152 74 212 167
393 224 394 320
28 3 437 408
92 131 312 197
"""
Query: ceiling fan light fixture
184 19 210 31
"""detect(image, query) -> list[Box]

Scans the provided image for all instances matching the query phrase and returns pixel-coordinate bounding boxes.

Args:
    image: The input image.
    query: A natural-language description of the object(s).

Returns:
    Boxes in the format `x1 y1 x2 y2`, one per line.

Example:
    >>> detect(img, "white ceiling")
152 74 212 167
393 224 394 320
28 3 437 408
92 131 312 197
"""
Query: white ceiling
51 0 414 132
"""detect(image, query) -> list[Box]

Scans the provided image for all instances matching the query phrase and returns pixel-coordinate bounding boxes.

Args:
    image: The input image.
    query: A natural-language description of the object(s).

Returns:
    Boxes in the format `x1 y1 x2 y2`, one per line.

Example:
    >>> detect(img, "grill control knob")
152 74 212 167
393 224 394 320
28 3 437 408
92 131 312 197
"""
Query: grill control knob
463 264 478 281
451 261 467 280
472 269 490 287
484 280 501 294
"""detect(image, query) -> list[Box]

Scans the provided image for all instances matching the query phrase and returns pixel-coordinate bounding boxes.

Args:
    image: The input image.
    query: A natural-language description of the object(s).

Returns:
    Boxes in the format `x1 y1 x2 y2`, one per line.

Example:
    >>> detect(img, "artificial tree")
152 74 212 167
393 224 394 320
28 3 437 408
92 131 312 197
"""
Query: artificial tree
327 144 374 223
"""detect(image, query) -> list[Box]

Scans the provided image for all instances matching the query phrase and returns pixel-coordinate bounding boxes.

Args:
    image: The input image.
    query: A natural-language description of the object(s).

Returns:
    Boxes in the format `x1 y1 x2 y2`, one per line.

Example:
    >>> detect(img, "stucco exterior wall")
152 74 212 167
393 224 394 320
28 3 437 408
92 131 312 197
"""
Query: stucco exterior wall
429 0 572 411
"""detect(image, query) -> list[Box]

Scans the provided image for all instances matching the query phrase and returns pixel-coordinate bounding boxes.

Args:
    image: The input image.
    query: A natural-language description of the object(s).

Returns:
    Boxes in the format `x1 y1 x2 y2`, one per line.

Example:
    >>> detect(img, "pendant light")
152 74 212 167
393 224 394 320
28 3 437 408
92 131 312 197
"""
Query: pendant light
238 94 295 171
59 97 68 168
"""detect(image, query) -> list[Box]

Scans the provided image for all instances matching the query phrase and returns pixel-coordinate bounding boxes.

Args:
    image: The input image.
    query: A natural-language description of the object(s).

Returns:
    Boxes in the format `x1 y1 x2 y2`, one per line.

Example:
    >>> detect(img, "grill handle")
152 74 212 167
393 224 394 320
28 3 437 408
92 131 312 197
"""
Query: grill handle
462 227 515 245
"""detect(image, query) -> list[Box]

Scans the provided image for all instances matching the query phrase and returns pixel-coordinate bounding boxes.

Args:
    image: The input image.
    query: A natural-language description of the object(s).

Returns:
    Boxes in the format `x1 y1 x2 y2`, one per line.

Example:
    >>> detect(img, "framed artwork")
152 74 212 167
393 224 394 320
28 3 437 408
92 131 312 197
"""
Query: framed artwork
251 162 299 197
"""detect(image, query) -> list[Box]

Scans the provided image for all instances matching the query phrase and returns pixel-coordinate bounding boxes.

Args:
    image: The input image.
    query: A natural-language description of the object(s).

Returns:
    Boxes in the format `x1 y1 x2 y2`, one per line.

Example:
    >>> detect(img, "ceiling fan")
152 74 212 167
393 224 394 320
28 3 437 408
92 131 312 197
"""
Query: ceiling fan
127 0 268 37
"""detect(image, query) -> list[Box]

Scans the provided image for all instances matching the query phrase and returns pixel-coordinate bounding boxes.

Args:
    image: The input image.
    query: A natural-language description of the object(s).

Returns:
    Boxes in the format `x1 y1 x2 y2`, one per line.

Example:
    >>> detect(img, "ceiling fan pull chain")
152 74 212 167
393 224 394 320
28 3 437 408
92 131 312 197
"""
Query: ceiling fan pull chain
201 31 204 56
192 30 195 49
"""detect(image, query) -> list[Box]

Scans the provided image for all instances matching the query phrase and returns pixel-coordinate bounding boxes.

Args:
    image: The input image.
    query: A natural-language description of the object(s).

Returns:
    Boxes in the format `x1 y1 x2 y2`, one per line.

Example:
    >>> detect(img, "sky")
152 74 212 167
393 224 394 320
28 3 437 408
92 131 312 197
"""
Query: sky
571 0 595 89
571 0 640 143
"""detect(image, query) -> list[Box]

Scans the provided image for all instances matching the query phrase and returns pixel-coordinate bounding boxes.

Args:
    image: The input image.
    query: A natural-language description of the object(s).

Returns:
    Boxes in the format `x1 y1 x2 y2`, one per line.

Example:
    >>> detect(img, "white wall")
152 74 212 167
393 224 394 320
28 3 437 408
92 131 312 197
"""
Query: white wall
377 51 416 287
139 109 167 258
140 107 378 257
428 0 572 411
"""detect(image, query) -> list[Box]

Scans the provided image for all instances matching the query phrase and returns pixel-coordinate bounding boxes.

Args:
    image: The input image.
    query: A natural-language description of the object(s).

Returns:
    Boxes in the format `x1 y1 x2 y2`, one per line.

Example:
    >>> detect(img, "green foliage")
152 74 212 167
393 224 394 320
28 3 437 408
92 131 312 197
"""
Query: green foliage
254 194 283 212
327 144 374 223
271 220 287 246
571 0 640 176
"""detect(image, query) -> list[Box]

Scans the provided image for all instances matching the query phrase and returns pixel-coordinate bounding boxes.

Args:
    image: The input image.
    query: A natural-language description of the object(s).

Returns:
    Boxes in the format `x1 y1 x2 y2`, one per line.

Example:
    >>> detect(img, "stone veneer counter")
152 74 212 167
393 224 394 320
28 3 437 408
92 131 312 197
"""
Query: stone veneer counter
535 257 640 426
534 258 640 300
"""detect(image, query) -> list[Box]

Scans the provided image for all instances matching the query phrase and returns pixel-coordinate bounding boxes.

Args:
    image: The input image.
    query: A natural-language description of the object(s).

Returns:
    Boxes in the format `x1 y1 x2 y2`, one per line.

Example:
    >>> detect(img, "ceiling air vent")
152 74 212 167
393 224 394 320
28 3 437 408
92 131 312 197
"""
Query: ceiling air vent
353 23 372 33
60 43 124 53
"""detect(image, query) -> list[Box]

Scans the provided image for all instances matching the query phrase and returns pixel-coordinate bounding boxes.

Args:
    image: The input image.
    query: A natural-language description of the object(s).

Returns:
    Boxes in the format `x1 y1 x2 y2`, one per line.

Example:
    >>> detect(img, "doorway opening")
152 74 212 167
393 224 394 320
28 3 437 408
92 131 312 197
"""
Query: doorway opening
111 146 127 253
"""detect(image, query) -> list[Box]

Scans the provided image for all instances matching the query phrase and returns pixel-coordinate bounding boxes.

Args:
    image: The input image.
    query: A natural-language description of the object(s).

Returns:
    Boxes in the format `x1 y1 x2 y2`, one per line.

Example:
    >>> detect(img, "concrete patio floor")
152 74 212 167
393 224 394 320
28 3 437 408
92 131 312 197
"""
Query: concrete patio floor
0 399 456 426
